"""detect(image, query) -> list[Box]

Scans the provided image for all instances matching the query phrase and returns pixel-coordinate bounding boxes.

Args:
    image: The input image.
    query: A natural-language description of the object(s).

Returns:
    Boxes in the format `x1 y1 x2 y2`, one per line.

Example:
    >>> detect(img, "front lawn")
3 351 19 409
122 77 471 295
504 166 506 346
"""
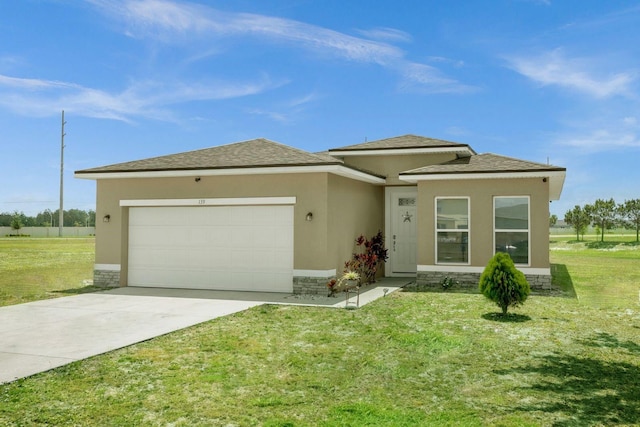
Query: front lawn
1 237 639 425
1 291 638 426
0 238 96 307
550 237 640 308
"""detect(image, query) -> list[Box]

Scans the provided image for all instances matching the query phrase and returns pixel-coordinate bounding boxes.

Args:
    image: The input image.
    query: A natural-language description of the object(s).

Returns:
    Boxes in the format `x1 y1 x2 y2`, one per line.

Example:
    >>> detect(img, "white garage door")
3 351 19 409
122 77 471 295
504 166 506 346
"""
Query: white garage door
127 205 294 292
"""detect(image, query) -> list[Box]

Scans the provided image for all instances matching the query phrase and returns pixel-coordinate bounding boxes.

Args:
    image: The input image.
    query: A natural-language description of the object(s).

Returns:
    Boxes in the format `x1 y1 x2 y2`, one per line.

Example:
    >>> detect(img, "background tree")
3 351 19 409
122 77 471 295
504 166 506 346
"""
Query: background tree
0 209 96 228
479 252 530 315
0 212 13 226
587 198 618 242
10 212 23 236
564 205 591 241
549 214 558 227
619 199 640 242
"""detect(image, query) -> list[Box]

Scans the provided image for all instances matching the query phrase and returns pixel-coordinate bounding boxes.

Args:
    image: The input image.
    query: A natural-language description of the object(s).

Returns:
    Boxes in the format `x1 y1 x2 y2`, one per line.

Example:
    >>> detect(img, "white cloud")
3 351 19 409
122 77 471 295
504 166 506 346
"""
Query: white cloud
562 129 640 150
0 73 280 122
0 0 474 122
92 0 403 65
355 27 412 43
506 48 636 98
90 0 472 92
398 63 477 94
246 92 319 123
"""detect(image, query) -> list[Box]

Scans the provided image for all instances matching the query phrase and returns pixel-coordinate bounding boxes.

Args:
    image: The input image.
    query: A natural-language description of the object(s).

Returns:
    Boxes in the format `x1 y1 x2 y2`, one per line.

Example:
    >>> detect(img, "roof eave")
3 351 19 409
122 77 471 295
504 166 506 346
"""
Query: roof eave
399 170 567 200
75 164 387 185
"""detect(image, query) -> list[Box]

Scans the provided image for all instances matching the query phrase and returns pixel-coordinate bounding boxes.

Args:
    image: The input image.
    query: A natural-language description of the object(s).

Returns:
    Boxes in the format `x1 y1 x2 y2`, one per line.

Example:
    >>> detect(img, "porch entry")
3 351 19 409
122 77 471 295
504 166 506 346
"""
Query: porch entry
386 187 418 275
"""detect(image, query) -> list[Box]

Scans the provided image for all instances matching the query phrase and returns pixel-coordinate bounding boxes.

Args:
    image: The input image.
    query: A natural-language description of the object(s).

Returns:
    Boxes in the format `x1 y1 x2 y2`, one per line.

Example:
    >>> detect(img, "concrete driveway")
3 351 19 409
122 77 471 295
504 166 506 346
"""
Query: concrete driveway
0 280 406 384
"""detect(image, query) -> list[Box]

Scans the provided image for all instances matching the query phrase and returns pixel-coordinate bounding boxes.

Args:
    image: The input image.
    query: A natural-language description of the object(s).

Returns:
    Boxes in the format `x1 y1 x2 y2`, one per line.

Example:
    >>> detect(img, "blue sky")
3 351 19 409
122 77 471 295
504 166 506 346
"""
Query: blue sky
1 0 639 217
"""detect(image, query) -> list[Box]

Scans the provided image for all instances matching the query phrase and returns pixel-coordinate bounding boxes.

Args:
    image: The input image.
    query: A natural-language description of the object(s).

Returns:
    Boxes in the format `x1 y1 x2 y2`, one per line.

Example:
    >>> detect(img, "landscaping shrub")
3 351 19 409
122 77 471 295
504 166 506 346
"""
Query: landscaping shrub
343 231 388 285
479 252 530 314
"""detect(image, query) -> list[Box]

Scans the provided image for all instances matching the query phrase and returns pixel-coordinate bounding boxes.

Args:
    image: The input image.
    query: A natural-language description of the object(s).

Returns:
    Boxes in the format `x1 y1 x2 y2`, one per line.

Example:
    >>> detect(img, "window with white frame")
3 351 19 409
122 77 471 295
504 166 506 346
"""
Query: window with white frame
436 197 469 264
494 196 529 265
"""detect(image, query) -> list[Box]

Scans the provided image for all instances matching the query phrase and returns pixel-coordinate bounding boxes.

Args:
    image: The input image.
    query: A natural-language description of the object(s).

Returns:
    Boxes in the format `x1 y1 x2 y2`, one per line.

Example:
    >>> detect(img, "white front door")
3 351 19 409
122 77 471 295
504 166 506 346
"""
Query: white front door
386 187 417 275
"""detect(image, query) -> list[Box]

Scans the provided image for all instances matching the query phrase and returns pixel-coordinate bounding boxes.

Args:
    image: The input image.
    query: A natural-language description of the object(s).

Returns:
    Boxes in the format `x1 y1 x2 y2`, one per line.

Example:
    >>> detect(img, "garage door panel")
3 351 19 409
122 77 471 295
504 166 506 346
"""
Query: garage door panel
228 207 252 226
128 205 293 292
129 247 172 268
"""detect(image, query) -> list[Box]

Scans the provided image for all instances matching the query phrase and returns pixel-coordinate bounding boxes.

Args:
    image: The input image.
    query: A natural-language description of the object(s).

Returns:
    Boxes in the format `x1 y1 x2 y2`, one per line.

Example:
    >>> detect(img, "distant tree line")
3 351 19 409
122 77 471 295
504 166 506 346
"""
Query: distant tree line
0 209 96 229
563 198 640 242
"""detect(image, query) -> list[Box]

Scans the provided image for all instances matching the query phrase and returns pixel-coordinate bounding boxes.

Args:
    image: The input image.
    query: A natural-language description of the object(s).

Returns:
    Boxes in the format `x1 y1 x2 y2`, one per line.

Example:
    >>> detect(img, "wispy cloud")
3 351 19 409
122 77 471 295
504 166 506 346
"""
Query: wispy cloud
355 27 412 43
246 91 319 123
0 73 280 122
1 0 473 122
506 48 636 98
90 0 472 93
398 63 477 94
562 129 640 150
555 116 640 153
92 0 403 65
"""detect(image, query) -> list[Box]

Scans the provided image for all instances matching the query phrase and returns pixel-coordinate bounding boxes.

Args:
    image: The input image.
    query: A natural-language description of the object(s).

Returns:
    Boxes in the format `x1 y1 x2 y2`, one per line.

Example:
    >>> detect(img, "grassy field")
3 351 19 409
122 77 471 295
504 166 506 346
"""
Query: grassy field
0 238 96 307
0 237 638 426
550 235 640 309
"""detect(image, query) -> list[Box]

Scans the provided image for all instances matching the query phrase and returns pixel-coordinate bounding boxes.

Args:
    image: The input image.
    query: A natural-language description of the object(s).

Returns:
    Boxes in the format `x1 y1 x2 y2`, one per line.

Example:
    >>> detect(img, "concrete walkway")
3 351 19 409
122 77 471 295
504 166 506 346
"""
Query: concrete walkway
0 278 408 384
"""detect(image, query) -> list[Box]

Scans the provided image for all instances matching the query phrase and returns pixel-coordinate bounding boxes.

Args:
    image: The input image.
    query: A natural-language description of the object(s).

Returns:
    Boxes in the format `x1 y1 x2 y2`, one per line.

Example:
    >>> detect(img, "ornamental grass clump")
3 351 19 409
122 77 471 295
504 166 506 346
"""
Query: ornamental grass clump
479 252 530 315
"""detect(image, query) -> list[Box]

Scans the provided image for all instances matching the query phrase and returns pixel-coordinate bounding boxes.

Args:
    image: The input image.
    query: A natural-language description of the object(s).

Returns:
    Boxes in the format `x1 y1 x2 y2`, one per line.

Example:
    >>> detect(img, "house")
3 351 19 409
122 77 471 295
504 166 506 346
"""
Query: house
74 134 566 294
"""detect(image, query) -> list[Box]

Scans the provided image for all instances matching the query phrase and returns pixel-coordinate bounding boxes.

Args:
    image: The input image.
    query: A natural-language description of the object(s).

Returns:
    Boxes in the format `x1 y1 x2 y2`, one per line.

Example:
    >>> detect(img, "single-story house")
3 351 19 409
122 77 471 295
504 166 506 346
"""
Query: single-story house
75 134 566 294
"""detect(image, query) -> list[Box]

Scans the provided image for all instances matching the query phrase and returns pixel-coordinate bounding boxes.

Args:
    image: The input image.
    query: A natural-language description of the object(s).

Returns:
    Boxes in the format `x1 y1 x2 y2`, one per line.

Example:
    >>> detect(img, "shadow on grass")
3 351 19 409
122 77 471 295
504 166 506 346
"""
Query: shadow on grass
495 351 640 426
481 312 531 323
579 332 640 355
52 285 102 296
550 263 577 298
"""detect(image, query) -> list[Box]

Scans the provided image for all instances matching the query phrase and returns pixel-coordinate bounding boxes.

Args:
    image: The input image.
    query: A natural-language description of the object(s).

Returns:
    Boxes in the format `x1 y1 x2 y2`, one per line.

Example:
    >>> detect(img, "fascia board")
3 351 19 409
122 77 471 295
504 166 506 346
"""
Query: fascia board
75 164 386 185
400 170 567 200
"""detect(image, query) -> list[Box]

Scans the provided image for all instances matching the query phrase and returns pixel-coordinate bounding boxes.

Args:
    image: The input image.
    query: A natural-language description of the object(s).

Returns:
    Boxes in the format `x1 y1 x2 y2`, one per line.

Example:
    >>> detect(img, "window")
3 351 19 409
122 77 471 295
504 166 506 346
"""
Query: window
436 197 469 264
494 196 529 265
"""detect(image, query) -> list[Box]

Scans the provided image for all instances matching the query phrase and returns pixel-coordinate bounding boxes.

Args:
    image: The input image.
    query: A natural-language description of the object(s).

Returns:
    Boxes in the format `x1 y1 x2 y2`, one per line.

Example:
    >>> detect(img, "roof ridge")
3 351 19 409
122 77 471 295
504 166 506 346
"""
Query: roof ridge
328 134 472 152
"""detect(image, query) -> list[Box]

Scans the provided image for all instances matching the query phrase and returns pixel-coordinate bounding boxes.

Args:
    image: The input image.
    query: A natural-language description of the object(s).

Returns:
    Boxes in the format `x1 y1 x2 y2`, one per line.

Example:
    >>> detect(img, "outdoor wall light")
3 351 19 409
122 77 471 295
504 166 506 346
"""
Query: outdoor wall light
195 177 201 182
103 214 111 223
305 212 313 221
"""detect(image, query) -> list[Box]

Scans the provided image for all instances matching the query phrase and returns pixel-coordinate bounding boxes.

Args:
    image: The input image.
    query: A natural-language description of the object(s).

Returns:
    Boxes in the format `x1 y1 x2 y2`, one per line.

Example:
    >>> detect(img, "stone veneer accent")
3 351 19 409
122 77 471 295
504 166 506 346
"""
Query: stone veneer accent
410 270 551 292
94 269 120 288
293 275 336 295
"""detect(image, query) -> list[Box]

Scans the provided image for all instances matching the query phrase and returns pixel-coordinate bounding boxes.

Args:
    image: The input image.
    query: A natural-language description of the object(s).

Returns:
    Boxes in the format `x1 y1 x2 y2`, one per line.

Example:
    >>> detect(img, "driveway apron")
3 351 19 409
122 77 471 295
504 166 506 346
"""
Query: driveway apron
0 290 262 384
0 280 406 384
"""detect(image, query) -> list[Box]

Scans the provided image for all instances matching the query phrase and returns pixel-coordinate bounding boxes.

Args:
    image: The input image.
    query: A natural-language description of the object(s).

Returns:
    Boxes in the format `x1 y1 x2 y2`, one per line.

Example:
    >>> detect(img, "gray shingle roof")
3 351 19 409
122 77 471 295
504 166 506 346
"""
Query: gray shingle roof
328 134 474 152
401 153 566 175
76 138 345 174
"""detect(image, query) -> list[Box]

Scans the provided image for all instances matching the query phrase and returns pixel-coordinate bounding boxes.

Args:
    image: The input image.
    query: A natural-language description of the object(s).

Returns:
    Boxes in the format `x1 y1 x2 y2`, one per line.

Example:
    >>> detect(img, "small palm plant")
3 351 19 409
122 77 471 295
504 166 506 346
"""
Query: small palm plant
327 271 360 297
479 252 530 315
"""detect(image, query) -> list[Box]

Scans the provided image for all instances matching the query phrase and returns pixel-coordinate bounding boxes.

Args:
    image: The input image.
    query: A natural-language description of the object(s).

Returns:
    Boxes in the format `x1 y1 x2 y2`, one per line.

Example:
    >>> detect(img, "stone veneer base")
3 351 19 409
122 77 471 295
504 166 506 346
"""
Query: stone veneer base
293 275 335 295
94 269 120 288
410 271 551 292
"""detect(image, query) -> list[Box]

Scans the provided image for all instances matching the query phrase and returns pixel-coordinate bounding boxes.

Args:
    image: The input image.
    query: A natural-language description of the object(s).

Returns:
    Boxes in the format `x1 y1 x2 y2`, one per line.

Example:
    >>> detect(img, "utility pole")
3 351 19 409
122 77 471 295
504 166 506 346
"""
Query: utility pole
59 110 66 237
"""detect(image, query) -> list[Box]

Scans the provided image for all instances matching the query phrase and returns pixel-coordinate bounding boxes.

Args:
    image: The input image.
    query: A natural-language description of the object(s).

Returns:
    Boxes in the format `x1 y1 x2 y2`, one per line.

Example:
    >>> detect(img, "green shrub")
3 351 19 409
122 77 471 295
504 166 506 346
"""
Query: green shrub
479 252 530 314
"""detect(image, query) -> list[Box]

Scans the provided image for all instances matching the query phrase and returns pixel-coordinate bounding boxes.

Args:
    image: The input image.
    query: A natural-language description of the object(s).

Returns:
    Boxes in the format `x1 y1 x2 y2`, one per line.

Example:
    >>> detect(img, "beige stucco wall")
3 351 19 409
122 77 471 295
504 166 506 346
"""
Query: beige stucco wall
95 173 340 283
417 177 550 268
327 174 384 275
341 153 457 185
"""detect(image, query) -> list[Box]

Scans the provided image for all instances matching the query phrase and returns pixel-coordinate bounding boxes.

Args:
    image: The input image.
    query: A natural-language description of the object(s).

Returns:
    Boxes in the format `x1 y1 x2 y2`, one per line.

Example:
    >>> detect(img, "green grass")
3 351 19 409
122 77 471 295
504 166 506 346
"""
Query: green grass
0 238 96 307
0 237 639 425
550 236 640 309
1 293 638 426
